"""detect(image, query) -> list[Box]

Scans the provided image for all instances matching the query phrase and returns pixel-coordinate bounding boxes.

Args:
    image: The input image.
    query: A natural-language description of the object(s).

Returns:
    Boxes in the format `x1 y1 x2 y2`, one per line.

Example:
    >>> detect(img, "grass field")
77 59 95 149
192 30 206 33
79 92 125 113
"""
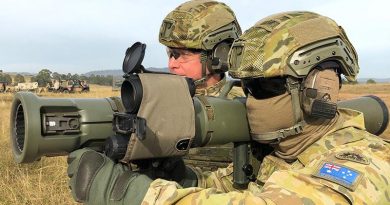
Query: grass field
0 83 389 205
0 85 119 205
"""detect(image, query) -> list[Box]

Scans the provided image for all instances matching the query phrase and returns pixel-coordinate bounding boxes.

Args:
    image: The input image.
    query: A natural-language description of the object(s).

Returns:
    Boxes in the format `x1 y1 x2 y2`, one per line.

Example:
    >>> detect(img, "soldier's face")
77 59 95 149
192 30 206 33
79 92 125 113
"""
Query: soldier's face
167 48 204 80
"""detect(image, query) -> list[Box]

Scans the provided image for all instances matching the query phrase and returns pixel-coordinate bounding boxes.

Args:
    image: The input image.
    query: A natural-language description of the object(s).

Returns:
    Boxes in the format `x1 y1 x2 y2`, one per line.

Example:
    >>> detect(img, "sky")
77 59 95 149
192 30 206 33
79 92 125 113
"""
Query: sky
0 0 389 79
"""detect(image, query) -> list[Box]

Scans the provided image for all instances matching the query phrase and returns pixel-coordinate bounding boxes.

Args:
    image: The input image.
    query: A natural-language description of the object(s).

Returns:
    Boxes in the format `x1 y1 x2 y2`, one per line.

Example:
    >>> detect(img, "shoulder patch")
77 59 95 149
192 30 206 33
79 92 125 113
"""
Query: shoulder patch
335 151 370 165
313 161 363 191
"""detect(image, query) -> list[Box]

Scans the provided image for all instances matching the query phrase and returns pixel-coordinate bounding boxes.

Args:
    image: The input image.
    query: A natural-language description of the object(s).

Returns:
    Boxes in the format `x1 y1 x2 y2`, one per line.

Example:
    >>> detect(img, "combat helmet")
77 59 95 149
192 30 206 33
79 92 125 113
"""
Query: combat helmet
159 0 241 84
229 11 358 80
228 11 359 142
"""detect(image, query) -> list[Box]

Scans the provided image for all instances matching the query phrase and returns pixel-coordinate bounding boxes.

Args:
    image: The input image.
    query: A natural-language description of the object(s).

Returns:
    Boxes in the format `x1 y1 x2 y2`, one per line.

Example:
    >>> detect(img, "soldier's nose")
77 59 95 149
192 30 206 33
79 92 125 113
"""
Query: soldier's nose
168 58 180 70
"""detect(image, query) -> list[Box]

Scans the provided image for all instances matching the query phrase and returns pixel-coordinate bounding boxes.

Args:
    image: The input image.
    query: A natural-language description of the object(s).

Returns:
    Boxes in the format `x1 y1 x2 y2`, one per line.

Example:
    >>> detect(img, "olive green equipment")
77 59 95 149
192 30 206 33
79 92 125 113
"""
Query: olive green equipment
10 42 389 189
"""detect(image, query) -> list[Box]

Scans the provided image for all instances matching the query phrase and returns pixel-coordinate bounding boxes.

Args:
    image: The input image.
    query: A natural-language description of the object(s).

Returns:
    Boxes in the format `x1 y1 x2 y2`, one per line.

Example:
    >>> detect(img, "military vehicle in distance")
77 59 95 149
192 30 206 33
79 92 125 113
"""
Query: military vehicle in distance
0 81 9 93
0 81 7 93
1 81 41 93
15 82 39 92
72 80 90 93
47 79 89 93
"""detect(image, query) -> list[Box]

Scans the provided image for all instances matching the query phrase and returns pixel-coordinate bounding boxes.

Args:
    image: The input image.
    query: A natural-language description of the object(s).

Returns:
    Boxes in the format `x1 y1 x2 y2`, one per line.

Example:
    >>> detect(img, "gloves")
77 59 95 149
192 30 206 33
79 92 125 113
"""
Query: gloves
67 148 152 205
136 157 198 188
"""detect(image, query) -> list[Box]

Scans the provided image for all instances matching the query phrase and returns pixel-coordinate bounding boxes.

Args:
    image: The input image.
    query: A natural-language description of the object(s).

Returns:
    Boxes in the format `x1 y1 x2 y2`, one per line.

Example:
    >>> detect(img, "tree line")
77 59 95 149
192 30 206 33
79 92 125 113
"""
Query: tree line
0 73 24 84
0 69 114 87
1 69 380 86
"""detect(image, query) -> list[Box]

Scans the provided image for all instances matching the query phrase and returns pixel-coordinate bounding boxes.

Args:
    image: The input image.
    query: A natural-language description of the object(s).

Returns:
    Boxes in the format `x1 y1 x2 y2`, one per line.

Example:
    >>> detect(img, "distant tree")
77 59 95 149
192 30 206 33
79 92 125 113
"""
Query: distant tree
14 74 25 84
34 69 52 86
366 79 376 84
67 73 72 80
80 75 88 81
52 72 61 80
60 74 67 80
71 74 80 81
0 73 12 84
85 74 112 86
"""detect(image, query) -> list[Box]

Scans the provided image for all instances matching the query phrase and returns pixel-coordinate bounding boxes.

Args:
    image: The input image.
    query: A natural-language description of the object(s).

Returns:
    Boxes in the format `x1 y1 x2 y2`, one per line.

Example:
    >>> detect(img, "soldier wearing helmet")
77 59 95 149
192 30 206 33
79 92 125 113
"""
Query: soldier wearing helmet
160 0 245 171
159 0 243 98
66 1 244 204
136 12 390 204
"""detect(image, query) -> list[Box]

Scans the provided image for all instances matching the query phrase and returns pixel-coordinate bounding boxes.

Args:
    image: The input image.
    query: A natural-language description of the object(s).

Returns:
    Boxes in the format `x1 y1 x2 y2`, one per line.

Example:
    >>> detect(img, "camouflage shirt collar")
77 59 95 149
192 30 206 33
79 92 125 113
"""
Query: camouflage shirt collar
336 108 365 130
195 75 226 96
297 108 366 165
257 108 367 182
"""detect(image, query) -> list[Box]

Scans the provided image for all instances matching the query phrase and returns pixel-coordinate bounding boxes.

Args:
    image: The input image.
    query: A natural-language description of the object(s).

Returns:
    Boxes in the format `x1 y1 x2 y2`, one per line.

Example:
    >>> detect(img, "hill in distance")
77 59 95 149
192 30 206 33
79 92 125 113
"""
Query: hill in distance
84 67 169 77
357 78 390 83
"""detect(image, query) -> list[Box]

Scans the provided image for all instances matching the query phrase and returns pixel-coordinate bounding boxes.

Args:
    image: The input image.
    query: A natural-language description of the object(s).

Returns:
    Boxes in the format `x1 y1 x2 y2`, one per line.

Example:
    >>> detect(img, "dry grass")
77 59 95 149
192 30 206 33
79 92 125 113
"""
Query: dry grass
0 83 390 204
339 83 390 138
0 85 119 205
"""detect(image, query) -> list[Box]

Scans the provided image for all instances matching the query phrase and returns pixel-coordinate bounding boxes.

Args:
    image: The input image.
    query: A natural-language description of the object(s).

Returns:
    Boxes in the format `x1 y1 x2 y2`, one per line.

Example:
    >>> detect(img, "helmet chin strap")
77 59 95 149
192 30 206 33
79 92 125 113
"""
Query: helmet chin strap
193 51 209 87
193 77 206 87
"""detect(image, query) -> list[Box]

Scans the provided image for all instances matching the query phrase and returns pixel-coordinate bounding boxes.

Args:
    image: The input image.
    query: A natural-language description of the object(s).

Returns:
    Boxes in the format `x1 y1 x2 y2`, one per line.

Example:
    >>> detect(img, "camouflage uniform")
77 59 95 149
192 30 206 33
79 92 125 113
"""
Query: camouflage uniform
67 11 390 205
184 75 244 171
160 0 244 171
142 108 390 204
194 75 243 99
140 12 390 204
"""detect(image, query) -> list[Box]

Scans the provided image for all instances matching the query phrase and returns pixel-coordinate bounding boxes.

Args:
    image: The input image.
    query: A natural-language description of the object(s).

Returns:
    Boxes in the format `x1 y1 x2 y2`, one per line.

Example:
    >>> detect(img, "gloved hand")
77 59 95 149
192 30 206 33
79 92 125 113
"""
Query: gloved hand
135 157 199 188
67 148 152 205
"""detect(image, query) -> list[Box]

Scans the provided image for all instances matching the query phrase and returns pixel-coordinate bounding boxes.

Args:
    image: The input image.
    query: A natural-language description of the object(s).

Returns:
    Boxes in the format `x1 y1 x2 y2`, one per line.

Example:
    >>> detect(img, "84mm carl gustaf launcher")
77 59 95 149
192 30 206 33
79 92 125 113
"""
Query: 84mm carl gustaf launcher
9 42 389 188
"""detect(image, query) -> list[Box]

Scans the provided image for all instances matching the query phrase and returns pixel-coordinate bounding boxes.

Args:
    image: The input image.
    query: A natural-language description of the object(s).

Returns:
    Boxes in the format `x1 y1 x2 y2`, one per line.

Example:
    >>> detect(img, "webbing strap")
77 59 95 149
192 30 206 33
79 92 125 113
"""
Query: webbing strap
197 95 215 121
251 121 306 143
194 52 208 87
286 77 303 123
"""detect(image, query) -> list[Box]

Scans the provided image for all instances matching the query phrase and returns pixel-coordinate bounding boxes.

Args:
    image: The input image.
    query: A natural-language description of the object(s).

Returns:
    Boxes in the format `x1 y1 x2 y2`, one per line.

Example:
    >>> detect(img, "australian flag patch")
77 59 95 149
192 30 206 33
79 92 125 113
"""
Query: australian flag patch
313 161 363 191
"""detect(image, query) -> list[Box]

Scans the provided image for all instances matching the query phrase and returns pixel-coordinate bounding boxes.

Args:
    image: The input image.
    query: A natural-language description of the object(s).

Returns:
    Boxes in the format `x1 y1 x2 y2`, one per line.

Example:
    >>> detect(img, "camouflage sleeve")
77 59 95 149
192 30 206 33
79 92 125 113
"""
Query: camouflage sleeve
189 163 235 191
226 86 245 99
141 179 274 205
141 134 390 204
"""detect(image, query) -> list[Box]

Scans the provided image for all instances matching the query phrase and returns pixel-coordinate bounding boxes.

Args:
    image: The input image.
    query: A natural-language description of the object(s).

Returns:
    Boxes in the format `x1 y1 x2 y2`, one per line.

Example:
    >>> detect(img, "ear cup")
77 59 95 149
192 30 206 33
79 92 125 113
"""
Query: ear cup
301 68 340 118
210 41 232 73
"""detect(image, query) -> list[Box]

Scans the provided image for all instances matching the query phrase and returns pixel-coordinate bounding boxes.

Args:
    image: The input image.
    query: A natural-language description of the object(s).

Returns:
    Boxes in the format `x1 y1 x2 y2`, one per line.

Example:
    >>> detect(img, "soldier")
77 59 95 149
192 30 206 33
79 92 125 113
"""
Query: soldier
67 11 390 204
160 0 243 98
67 1 244 204
160 0 244 171
141 11 389 204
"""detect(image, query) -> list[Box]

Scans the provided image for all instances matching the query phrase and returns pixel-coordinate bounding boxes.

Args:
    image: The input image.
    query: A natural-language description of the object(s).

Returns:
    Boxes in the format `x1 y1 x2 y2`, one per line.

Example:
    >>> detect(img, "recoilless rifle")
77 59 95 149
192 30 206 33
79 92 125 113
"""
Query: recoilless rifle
10 42 389 188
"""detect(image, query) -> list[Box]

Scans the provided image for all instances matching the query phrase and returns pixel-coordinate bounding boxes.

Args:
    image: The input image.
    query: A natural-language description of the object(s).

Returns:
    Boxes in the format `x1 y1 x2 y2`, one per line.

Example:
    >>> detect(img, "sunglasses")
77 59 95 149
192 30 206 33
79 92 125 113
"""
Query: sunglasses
166 48 201 61
242 77 287 99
